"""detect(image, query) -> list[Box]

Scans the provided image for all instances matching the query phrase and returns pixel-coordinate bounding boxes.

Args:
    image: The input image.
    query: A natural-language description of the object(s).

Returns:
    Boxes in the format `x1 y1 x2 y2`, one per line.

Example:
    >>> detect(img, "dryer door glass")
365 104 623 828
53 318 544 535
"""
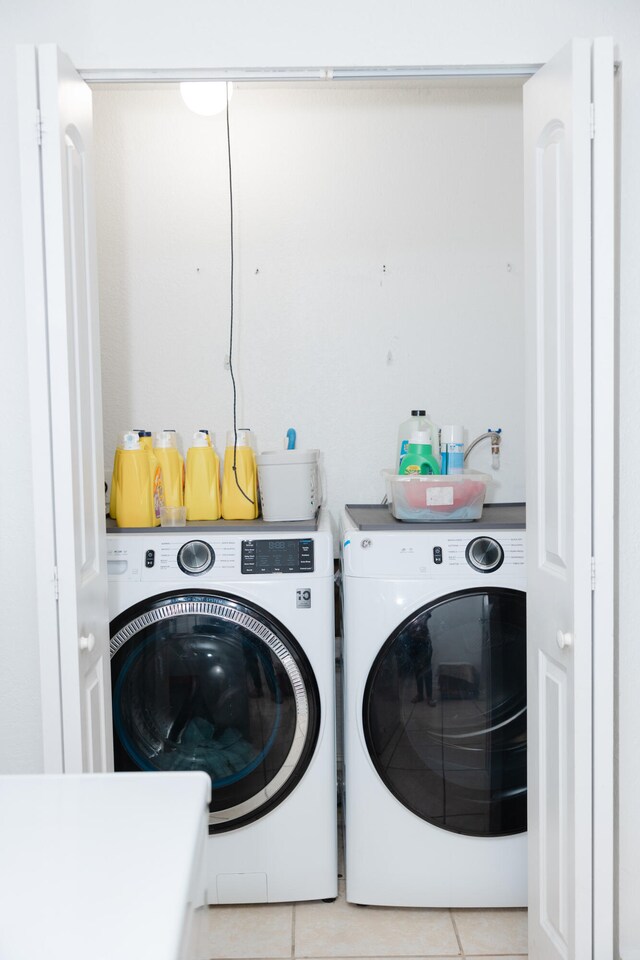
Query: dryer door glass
363 587 526 837
110 591 320 834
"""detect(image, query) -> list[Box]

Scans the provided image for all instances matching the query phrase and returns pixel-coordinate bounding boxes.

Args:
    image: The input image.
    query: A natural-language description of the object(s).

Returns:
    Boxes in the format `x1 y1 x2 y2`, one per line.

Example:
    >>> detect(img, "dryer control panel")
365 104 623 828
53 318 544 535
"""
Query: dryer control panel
341 525 525 581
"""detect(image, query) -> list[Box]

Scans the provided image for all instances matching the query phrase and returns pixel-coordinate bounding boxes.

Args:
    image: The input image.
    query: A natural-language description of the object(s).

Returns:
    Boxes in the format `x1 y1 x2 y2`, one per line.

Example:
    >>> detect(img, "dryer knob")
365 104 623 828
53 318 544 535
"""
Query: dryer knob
177 540 215 576
465 536 504 573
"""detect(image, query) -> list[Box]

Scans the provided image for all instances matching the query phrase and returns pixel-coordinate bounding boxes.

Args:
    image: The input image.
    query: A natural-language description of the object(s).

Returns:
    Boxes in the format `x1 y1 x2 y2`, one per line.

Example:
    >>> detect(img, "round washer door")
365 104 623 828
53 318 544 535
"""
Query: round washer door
363 587 526 838
110 590 320 834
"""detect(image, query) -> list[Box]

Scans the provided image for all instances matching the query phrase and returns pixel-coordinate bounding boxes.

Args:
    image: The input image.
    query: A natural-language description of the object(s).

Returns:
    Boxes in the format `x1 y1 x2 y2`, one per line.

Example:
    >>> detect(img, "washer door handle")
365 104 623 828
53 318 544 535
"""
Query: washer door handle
79 632 96 653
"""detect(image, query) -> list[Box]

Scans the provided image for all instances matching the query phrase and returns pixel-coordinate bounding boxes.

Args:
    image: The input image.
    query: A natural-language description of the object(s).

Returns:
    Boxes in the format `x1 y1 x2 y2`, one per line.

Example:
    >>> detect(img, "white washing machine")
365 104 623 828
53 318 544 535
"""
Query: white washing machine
341 503 527 908
107 508 337 905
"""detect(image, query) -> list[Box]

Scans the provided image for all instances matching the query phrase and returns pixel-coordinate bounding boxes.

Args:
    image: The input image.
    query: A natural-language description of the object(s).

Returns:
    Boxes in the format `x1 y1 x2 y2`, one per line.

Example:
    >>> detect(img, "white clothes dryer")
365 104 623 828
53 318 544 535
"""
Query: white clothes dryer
107 508 337 905
340 503 527 908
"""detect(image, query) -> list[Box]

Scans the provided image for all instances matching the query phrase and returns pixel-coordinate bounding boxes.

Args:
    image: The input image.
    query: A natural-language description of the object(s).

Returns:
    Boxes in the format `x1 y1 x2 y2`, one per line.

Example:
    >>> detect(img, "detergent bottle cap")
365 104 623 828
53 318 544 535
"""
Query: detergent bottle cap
441 424 464 445
155 430 177 448
122 431 141 450
192 431 209 447
226 428 253 448
408 430 433 447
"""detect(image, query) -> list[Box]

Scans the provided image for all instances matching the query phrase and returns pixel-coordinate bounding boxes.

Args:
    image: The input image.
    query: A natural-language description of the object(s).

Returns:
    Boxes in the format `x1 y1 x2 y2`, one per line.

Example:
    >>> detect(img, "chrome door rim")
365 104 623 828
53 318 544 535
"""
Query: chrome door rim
111 597 310 825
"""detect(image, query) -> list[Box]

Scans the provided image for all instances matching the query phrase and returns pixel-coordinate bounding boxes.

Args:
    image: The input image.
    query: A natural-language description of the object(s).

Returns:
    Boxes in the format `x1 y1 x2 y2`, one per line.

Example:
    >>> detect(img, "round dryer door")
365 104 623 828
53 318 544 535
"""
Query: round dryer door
110 590 320 834
363 587 526 838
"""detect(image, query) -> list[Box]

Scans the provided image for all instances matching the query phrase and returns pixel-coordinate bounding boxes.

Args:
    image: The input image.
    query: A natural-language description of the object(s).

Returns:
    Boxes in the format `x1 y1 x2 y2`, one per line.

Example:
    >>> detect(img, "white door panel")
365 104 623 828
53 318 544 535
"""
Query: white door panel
18 44 113 773
17 45 63 771
525 38 592 960
537 652 569 951
524 38 614 960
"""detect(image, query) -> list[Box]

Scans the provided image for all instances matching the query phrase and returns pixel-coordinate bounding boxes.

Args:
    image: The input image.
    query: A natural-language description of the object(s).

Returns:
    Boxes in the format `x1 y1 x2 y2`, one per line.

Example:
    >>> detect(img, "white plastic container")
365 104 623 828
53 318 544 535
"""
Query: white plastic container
440 424 465 475
383 469 490 522
256 449 321 521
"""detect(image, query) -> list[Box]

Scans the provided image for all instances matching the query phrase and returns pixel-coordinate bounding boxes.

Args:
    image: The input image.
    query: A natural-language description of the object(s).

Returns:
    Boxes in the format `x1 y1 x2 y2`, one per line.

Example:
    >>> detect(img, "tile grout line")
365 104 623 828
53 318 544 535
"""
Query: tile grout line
448 908 465 958
292 900 297 959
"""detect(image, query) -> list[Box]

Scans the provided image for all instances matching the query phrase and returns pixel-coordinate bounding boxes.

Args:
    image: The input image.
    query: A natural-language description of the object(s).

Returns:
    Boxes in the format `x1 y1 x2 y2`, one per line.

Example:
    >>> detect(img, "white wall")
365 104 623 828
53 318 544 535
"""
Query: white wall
92 79 524 530
2 2 639 955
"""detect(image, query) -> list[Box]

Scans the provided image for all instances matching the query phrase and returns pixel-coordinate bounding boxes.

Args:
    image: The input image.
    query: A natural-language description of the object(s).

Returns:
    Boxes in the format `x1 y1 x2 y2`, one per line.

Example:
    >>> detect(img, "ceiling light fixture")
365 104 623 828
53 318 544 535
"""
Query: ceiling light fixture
180 81 233 116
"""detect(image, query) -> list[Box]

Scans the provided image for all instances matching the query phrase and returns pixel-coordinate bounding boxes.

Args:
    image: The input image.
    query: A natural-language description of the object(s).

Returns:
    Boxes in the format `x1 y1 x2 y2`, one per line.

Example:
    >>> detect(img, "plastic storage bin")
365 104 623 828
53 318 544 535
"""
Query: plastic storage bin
382 469 490 522
256 449 320 521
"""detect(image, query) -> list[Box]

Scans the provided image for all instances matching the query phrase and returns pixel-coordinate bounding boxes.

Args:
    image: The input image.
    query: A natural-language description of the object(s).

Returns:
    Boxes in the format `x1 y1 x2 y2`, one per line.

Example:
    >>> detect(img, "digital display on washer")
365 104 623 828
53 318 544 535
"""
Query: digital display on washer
241 538 314 574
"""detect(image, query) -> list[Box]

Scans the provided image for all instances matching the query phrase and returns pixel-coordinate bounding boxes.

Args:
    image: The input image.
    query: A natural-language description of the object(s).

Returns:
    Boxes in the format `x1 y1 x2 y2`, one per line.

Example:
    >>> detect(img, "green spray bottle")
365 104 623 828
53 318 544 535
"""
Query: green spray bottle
399 431 441 476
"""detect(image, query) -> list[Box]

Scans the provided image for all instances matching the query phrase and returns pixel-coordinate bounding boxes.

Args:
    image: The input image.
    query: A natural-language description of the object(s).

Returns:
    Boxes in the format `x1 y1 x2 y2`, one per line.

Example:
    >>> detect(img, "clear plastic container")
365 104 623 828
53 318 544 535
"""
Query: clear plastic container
383 469 490 522
160 505 187 526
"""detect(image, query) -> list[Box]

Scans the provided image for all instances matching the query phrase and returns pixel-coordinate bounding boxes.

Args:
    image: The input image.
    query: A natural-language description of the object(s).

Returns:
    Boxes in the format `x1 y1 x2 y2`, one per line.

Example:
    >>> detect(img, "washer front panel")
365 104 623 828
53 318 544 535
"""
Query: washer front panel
110 590 321 833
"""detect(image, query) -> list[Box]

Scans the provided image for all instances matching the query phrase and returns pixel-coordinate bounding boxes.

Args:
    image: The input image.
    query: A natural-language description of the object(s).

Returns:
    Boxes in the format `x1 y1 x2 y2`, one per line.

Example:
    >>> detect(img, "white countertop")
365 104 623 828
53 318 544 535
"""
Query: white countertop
0 771 210 960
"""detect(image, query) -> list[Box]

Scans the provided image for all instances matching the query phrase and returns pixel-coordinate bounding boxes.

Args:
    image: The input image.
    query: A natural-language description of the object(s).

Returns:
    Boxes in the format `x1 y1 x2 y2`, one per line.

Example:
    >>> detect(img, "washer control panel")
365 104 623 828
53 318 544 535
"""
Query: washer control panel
107 532 330 581
241 538 314 575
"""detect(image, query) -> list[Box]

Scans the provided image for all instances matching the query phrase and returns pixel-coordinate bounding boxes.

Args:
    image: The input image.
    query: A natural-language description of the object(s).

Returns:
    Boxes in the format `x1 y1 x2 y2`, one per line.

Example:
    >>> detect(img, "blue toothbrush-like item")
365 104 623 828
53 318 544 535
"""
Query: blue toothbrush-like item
286 428 296 450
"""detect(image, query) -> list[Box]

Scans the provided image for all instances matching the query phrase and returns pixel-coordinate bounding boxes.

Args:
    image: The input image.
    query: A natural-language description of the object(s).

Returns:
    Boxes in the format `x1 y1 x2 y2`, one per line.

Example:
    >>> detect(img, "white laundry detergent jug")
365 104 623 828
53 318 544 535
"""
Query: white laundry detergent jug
256 449 321 521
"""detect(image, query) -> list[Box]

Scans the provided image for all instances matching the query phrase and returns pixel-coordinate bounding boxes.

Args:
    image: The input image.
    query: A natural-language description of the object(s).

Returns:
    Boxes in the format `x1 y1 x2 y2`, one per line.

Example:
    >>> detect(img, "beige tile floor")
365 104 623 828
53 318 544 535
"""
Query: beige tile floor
198 889 527 960
198 817 527 959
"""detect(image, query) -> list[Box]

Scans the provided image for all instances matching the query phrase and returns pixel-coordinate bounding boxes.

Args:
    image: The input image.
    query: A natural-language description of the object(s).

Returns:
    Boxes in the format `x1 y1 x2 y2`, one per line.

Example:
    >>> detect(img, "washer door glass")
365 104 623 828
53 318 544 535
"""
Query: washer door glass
363 587 526 837
110 591 320 834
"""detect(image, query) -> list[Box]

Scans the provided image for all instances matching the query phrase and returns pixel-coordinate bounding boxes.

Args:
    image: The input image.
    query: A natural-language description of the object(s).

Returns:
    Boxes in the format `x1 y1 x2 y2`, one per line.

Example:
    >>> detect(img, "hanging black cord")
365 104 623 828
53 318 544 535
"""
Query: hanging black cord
225 82 254 504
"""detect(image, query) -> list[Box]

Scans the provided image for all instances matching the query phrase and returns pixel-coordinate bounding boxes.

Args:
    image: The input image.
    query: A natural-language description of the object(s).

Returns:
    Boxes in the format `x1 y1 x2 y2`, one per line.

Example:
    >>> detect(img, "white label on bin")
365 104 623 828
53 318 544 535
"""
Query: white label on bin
426 485 454 506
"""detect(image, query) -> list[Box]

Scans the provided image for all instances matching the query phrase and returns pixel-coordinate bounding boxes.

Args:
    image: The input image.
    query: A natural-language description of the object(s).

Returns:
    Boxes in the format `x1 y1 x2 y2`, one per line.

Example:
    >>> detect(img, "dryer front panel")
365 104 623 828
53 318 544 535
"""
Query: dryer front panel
362 586 526 838
110 590 321 834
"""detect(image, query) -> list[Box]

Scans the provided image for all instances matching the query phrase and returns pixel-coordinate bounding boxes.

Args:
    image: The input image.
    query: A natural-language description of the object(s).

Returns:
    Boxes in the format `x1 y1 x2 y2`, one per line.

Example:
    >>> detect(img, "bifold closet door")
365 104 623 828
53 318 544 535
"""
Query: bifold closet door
17 44 112 773
523 37 614 960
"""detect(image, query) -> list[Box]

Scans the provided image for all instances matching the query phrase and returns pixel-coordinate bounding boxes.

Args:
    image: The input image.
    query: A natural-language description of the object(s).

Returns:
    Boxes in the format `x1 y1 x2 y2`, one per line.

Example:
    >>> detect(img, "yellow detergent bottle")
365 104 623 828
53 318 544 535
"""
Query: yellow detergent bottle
185 431 221 520
116 432 158 528
109 436 123 520
136 430 164 525
154 430 184 508
222 428 259 520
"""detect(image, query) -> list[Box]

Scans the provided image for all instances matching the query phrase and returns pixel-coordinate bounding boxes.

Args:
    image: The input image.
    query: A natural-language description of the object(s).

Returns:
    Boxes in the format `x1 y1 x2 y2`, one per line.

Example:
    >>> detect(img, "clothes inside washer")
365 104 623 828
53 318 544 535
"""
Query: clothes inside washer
112 621 299 802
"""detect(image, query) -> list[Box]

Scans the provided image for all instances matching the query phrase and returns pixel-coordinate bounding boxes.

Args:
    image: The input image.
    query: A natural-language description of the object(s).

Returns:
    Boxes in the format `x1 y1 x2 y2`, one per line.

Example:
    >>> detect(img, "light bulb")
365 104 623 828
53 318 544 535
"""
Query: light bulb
180 81 233 117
